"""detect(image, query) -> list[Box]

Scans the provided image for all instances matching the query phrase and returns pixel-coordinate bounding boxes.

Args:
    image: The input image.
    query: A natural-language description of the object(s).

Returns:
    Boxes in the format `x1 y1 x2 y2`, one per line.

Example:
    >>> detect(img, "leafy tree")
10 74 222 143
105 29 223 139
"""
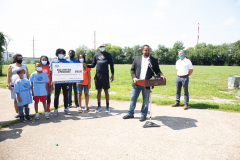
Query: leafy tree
75 45 88 58
25 59 31 64
0 32 10 75
154 44 169 64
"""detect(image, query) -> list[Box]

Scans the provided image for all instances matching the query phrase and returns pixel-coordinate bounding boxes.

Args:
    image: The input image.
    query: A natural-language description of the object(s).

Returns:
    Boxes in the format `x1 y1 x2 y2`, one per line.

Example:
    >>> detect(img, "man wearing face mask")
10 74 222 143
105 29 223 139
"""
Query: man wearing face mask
67 50 79 108
85 44 114 113
172 50 193 110
50 48 71 116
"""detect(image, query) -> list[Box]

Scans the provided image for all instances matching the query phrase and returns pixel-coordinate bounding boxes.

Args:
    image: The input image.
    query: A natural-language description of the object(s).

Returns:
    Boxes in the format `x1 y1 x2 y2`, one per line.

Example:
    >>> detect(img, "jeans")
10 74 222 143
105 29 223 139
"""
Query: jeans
18 104 29 118
128 85 150 117
68 83 79 106
175 76 189 106
54 83 69 109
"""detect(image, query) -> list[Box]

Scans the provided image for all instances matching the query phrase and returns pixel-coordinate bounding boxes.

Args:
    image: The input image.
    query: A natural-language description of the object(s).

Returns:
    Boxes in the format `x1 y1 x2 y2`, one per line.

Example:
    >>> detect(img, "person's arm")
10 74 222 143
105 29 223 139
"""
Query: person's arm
26 66 30 79
16 93 22 102
188 69 193 76
188 61 193 76
7 65 13 90
88 71 91 89
131 58 138 83
86 55 97 68
31 82 34 97
109 53 114 82
46 83 48 94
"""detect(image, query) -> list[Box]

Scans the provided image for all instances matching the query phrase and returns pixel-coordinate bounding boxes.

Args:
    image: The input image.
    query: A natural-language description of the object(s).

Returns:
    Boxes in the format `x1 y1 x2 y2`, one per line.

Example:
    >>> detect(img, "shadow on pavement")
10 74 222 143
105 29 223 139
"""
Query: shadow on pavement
190 103 219 109
0 129 22 142
0 105 131 142
153 116 198 130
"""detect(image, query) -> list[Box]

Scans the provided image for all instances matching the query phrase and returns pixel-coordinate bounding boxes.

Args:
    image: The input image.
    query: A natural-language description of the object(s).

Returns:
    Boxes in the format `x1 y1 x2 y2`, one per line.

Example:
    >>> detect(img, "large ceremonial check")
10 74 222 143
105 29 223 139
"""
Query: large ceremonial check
52 63 84 84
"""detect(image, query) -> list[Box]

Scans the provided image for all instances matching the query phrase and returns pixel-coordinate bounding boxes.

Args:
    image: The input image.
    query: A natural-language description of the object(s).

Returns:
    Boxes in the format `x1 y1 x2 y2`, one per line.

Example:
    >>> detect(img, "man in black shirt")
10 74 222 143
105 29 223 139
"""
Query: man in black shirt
85 44 114 113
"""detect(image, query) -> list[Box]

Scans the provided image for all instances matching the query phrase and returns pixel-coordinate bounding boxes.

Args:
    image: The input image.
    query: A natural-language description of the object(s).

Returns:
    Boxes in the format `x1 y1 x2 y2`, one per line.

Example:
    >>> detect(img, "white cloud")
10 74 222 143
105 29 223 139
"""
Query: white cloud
224 17 235 26
156 0 171 8
237 0 240 6
153 11 165 19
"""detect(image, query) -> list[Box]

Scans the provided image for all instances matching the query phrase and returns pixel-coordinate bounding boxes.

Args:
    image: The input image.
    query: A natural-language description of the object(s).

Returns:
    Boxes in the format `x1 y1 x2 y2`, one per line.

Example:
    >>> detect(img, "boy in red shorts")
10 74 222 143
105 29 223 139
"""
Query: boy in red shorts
30 62 50 119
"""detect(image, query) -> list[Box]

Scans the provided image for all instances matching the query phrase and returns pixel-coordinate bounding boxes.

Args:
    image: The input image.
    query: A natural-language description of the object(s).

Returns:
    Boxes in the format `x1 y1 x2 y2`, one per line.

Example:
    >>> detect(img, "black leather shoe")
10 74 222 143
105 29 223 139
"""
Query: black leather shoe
123 114 134 119
139 116 147 122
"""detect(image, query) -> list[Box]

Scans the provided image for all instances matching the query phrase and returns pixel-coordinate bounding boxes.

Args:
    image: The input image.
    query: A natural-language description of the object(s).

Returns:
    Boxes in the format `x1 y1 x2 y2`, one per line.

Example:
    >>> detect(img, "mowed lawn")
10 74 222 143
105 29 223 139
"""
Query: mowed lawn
1 64 240 111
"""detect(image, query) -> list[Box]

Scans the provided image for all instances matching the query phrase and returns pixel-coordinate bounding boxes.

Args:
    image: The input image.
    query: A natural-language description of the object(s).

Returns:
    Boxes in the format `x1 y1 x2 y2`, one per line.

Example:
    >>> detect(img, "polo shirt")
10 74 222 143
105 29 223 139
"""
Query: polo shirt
176 57 193 76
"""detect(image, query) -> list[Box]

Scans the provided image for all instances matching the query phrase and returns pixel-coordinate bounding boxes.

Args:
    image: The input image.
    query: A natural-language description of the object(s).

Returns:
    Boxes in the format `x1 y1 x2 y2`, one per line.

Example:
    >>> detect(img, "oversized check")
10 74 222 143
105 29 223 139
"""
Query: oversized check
52 63 84 84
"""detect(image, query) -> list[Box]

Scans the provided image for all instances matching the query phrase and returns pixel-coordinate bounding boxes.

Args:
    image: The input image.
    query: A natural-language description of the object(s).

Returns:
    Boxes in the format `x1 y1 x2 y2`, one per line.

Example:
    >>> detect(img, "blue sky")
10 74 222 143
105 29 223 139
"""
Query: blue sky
0 0 240 58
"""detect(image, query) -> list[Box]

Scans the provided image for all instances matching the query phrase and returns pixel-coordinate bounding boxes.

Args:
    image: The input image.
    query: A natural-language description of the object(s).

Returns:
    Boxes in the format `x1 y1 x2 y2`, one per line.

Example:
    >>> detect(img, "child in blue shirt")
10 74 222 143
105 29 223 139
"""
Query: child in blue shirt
14 69 33 123
30 62 49 119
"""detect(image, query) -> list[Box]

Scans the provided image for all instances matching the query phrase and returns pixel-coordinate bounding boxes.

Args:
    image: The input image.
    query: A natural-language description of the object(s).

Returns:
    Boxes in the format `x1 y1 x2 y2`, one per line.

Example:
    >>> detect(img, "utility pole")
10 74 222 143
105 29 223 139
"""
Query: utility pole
33 36 35 58
94 30 96 50
197 23 199 45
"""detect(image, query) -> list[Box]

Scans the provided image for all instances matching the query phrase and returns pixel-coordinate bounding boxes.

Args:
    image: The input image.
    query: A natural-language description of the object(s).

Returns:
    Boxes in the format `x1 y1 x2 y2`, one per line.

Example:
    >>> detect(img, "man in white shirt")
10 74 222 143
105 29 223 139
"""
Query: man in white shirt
172 50 193 110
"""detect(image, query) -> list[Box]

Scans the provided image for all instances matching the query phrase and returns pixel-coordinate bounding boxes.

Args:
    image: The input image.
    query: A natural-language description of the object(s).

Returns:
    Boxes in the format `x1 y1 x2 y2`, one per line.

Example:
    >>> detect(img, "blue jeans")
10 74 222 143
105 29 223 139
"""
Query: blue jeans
77 84 89 93
176 76 189 106
18 104 29 118
68 83 79 106
128 86 150 117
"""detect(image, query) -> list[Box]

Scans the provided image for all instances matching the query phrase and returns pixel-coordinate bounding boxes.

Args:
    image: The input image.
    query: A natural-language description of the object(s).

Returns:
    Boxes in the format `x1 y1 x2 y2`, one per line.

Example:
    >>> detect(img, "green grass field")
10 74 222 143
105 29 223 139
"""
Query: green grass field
1 64 240 111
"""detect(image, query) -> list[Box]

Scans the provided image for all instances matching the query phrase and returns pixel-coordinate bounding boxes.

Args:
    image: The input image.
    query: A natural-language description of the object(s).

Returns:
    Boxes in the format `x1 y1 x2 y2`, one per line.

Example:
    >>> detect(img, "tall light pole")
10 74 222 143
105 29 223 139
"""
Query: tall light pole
94 30 96 50
33 35 35 58
197 23 199 45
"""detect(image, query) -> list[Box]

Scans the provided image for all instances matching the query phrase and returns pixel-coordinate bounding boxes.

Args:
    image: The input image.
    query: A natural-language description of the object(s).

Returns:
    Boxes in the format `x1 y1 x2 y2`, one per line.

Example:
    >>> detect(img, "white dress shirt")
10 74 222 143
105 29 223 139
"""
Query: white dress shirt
140 56 150 79
176 57 193 76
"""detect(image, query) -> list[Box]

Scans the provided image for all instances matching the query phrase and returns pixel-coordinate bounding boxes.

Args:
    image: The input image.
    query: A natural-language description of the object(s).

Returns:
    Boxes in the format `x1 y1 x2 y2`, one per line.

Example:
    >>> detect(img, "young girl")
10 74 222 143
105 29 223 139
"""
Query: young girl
40 55 52 113
76 54 91 112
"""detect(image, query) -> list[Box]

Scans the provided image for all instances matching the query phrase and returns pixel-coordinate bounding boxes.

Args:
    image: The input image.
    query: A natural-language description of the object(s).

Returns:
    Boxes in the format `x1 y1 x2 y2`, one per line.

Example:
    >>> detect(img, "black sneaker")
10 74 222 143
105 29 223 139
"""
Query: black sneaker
139 116 147 122
20 118 26 123
86 108 90 112
26 116 32 121
123 114 134 119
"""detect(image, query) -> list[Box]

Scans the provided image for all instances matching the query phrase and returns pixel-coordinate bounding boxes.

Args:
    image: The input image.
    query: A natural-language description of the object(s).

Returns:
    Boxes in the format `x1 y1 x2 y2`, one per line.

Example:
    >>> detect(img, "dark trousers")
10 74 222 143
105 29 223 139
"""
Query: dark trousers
18 104 29 118
54 83 69 109
175 76 189 106
68 83 78 106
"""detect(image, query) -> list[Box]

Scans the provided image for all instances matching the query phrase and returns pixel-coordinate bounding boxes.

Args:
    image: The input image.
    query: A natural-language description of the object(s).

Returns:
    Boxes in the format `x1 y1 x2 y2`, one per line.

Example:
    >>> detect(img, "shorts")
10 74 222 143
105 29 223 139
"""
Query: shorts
33 96 47 102
10 89 16 99
94 73 110 90
77 84 89 93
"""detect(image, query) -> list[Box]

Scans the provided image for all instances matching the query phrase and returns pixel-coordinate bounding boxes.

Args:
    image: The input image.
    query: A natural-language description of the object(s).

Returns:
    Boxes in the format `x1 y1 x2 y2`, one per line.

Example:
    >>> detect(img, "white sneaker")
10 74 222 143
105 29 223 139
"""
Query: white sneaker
53 109 58 117
77 107 83 113
14 113 19 118
64 108 71 115
44 112 50 119
35 113 40 120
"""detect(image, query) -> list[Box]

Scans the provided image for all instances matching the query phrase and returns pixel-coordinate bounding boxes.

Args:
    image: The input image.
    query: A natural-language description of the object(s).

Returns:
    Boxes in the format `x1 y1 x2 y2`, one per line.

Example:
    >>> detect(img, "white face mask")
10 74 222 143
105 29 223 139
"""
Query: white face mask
99 47 105 52
79 59 84 63
36 67 42 71
58 54 65 59
42 61 47 65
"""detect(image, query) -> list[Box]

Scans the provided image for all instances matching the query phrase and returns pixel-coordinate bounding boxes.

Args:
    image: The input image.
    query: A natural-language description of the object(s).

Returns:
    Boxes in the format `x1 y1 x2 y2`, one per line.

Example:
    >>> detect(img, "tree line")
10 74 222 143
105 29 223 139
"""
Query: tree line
76 40 240 66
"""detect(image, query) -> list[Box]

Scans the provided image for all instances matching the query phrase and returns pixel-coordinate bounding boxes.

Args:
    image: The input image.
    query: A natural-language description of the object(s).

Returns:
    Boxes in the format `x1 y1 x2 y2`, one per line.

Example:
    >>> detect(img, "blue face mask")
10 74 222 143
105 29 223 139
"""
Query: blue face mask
179 55 184 59
58 54 65 59
42 61 47 65
79 59 84 63
99 47 105 52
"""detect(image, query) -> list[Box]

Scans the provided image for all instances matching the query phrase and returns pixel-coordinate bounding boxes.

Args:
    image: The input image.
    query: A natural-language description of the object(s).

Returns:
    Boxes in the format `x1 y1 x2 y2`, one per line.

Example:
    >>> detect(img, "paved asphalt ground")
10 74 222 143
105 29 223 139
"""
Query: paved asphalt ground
0 88 240 160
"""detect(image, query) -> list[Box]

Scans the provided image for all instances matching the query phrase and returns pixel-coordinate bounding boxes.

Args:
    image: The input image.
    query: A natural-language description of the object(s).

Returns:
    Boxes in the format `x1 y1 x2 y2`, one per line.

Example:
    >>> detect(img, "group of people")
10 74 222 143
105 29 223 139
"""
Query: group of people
7 44 193 123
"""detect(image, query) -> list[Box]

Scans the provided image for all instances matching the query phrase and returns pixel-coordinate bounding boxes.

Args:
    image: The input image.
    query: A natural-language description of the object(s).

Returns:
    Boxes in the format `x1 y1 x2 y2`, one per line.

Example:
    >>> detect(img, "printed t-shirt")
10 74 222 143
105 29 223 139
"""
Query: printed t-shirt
30 71 49 96
14 78 32 106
